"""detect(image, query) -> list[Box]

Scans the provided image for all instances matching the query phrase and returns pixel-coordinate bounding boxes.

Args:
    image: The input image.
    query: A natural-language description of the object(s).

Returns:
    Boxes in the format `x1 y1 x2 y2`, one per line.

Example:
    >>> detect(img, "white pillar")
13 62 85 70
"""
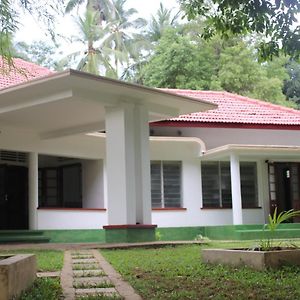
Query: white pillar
105 103 152 225
230 153 243 225
134 105 151 225
28 152 38 230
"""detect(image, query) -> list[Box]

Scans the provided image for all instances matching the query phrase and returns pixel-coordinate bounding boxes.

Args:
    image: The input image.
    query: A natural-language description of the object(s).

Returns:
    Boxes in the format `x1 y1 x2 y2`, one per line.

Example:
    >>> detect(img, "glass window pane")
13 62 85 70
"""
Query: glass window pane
151 162 162 208
163 162 181 208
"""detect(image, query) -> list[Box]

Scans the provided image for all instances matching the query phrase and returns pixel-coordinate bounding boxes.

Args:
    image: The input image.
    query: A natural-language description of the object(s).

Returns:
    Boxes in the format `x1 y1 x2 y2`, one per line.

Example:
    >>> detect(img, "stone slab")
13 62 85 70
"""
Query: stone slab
75 287 118 295
74 276 110 284
37 271 60 278
72 258 97 264
0 254 36 300
73 269 105 277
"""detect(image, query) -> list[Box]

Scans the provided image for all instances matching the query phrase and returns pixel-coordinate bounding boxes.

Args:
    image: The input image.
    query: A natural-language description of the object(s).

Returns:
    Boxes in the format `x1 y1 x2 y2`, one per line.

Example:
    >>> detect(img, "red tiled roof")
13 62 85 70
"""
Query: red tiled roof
158 89 300 127
0 58 53 89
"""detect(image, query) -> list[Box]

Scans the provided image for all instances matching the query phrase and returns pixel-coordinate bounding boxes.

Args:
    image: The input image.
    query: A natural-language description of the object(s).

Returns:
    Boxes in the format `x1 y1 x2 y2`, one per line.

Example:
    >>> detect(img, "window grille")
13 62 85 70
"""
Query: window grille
151 161 182 208
202 161 258 208
0 150 27 163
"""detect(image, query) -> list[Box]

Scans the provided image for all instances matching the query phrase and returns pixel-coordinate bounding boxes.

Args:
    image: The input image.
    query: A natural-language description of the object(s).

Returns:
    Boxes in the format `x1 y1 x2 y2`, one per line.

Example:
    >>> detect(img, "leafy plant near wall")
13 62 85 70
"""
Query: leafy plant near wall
259 208 300 251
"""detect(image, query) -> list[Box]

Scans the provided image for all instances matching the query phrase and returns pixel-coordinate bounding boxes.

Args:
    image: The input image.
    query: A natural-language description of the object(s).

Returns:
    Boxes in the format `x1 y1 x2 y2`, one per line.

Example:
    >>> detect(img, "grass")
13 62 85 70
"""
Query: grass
0 249 63 271
101 241 300 300
19 278 62 300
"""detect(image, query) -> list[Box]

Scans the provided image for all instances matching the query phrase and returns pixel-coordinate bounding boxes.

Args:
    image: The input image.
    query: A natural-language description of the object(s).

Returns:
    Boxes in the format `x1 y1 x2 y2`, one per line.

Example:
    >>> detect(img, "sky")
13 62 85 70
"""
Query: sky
15 0 179 45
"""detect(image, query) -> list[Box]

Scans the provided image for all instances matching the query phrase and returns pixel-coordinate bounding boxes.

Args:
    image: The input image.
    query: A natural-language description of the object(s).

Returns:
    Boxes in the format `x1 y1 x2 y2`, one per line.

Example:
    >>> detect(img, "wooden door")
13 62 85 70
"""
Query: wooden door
0 165 28 230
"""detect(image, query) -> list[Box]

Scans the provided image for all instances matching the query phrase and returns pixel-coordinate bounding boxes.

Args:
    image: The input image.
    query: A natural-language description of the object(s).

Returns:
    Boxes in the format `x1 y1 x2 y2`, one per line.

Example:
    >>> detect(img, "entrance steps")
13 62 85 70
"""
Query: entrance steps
0 230 50 244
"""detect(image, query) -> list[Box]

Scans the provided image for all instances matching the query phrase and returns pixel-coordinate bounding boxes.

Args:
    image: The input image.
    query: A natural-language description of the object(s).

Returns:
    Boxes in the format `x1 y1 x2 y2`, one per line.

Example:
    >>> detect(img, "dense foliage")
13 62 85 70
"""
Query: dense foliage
3 0 300 108
180 0 300 60
140 25 295 107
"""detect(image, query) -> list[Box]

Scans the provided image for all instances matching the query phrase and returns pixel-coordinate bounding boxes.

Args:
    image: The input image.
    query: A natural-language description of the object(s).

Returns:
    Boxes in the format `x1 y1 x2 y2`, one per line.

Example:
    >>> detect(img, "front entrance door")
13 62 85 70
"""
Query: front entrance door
269 163 300 222
0 165 28 230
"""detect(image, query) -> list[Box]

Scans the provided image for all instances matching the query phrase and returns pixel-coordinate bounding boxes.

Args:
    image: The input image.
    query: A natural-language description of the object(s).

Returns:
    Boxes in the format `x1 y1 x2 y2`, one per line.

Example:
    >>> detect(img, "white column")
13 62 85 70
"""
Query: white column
105 103 152 225
134 105 151 224
28 152 38 230
230 153 243 225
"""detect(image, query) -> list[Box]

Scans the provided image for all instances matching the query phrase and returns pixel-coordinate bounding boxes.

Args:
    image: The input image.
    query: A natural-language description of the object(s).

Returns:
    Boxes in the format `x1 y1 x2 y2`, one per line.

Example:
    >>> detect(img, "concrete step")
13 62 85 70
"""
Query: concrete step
0 235 50 244
75 287 118 296
0 230 46 236
235 228 300 240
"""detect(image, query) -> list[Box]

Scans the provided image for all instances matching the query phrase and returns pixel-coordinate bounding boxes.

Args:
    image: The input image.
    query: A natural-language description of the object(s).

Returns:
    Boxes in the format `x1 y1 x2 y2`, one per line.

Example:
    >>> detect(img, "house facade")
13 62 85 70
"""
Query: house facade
1 59 300 237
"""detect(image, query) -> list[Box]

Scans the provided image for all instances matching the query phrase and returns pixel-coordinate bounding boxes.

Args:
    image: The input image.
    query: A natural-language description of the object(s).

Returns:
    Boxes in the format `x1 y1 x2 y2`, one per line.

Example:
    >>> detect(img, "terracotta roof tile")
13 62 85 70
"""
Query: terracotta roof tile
0 57 53 89
160 89 300 126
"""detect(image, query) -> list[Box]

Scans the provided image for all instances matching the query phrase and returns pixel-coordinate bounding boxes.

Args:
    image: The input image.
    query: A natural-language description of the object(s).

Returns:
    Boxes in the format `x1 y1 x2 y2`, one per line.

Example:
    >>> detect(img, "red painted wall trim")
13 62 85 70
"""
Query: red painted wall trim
37 207 107 212
103 224 157 229
201 207 262 210
152 208 187 211
151 121 300 131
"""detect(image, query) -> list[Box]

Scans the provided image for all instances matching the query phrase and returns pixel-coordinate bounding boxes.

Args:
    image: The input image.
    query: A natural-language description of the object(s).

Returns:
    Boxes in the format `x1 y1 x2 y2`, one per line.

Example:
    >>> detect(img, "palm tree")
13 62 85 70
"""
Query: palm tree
103 0 147 76
68 9 116 76
147 2 180 43
65 0 115 25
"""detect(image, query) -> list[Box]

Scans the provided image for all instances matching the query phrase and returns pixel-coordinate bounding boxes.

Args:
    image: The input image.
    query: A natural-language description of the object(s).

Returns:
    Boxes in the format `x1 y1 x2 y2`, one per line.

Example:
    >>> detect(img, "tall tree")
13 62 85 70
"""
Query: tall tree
147 2 181 43
65 0 115 24
283 61 300 105
140 24 295 107
104 0 147 76
14 41 58 70
142 28 216 89
180 0 300 60
0 1 63 65
69 9 116 76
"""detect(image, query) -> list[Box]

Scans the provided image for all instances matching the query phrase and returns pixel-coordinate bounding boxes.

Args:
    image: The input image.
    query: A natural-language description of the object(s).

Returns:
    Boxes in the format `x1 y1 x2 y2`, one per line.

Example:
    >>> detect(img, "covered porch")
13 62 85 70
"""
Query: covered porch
0 69 215 242
202 144 300 226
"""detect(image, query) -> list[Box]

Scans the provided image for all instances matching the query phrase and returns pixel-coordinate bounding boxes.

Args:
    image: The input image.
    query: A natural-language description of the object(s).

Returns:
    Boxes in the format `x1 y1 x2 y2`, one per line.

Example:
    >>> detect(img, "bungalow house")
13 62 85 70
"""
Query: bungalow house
1 58 300 242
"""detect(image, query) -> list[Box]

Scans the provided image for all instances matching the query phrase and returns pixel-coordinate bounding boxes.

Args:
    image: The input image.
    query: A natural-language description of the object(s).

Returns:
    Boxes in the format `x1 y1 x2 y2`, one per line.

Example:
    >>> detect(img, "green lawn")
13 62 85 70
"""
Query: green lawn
101 242 300 300
0 249 64 299
19 278 62 300
0 249 63 271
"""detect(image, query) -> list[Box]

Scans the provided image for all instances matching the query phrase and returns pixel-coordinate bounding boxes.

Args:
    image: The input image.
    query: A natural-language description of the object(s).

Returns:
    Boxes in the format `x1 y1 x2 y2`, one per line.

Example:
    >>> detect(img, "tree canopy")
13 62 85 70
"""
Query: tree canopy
179 0 300 60
0 0 64 65
140 24 295 108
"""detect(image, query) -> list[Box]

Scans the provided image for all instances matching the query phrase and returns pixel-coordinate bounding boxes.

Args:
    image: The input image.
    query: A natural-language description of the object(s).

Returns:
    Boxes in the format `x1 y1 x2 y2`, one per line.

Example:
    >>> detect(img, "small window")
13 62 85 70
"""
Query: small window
202 161 258 208
151 161 182 208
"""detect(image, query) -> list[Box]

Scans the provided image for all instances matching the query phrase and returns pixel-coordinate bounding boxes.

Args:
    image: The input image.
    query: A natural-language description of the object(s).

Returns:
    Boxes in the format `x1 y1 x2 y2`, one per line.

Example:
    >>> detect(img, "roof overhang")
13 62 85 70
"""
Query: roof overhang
0 69 216 139
202 144 300 160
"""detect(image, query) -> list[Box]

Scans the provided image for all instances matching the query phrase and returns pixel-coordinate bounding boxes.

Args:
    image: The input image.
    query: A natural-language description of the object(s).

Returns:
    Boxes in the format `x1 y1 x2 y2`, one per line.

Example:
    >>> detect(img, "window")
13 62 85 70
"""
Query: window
38 164 82 208
201 161 258 208
151 161 182 208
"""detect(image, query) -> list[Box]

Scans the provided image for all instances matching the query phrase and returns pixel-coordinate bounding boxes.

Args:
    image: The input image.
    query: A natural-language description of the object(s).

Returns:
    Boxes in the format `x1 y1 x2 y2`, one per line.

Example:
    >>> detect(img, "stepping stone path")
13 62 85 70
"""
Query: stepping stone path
61 249 142 300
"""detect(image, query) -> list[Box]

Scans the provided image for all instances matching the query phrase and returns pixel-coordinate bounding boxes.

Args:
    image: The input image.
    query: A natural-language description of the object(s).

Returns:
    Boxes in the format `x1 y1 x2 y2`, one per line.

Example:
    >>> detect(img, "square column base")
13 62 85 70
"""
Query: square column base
103 224 157 243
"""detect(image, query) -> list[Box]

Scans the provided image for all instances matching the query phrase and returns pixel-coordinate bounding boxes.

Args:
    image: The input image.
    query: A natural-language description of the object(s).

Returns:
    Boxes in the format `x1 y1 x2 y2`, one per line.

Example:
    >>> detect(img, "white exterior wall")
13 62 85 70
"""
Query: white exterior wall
37 209 107 229
152 127 300 150
152 158 266 228
82 160 104 209
0 123 292 229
